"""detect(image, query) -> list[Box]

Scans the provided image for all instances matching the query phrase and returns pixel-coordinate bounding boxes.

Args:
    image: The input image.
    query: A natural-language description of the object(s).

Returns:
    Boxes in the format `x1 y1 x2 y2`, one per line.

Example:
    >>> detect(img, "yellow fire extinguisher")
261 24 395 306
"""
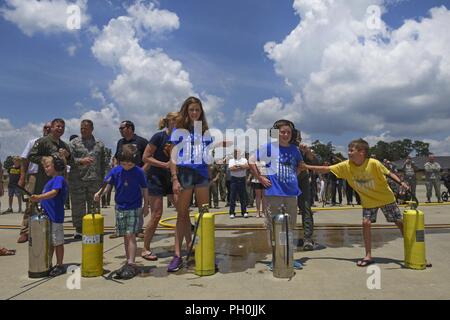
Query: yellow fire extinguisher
403 197 426 270
185 204 216 276
81 203 104 277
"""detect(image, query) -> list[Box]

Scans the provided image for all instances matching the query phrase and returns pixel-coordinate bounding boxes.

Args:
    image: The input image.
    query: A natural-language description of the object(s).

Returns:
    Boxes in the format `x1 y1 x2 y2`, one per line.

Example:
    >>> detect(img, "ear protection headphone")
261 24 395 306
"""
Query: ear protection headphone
118 144 139 162
52 155 66 172
270 119 301 145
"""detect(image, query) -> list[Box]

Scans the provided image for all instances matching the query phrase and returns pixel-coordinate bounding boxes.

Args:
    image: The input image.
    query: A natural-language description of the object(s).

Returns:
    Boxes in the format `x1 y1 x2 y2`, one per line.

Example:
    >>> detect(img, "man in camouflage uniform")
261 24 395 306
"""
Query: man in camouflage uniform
217 159 227 203
209 162 220 209
28 119 72 195
424 154 442 203
69 120 106 239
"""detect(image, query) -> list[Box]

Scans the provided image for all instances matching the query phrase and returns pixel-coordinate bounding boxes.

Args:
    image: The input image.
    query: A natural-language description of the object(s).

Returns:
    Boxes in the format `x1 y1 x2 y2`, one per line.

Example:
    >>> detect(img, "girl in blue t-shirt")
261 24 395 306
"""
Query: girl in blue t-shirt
249 120 305 271
141 112 178 261
167 97 213 272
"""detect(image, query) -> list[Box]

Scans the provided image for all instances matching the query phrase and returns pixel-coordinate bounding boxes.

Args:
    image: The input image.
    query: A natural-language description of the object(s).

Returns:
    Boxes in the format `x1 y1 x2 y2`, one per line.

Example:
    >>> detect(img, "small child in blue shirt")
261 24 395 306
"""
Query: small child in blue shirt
31 156 68 277
249 120 305 271
95 144 149 279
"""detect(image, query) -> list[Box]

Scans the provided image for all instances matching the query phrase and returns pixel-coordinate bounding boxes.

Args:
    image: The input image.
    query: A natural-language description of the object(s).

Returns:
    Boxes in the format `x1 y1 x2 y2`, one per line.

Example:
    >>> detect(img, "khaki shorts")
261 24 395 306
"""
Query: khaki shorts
51 222 65 246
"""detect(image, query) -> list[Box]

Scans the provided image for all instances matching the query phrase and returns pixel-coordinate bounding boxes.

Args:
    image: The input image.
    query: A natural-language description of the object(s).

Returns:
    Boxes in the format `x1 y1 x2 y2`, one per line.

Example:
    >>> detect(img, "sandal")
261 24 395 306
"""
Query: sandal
357 258 375 267
141 251 158 261
0 248 16 256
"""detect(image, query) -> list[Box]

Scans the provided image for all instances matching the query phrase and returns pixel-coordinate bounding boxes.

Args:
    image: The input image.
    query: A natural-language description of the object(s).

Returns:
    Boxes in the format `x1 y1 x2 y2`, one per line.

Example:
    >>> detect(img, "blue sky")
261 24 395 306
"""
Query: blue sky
1 0 450 159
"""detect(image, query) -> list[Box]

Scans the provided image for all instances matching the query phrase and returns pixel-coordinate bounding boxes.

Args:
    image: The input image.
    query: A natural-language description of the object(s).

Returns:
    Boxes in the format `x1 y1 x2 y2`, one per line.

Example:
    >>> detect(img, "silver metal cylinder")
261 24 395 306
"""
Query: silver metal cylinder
28 213 51 278
272 212 294 278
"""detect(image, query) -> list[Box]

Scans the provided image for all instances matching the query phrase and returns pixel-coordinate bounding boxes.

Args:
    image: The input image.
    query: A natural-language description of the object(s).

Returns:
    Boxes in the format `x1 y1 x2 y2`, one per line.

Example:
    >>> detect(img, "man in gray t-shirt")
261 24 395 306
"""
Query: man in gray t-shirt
424 154 442 202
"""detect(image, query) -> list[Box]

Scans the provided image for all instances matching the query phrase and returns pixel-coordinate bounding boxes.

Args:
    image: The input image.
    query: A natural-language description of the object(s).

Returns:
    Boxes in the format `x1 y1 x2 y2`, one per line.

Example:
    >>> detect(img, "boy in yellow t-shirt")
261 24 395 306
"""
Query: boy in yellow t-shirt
302 139 409 267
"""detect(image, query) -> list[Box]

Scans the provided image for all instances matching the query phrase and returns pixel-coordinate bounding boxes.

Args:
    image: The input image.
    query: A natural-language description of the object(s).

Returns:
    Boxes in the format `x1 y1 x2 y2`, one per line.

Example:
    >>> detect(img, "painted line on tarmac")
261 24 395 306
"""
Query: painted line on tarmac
1 224 450 231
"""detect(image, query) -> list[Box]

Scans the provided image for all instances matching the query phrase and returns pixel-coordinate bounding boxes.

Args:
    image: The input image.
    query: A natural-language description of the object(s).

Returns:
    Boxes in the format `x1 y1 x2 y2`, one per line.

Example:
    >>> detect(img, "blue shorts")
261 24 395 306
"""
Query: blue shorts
8 186 20 197
148 171 173 196
177 166 209 190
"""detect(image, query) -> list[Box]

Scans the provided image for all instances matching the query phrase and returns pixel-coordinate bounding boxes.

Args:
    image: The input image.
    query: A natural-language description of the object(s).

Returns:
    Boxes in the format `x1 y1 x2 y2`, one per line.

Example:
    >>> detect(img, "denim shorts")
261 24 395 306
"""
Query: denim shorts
115 208 143 236
177 166 209 190
8 186 20 197
148 171 173 196
363 202 402 223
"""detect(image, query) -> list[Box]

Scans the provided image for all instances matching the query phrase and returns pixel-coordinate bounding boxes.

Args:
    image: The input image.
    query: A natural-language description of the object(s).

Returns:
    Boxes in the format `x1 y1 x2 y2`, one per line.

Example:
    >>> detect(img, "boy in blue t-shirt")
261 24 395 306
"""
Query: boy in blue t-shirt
31 156 68 277
95 145 149 279
249 120 304 270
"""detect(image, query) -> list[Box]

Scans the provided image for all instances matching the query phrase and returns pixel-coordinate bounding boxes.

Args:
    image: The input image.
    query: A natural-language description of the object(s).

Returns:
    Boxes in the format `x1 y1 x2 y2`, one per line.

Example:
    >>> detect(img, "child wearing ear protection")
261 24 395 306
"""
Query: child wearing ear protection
95 144 149 279
31 156 68 277
249 119 305 271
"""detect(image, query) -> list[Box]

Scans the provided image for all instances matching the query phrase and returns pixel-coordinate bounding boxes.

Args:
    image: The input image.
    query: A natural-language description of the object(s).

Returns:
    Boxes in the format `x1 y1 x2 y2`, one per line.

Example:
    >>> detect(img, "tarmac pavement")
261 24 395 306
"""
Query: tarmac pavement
0 184 449 300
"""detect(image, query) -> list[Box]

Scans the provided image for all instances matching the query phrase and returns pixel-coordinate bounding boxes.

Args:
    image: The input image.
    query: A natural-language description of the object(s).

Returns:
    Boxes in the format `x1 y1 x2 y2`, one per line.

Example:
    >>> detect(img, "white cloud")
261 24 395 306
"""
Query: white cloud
201 93 226 127
0 0 90 36
425 137 450 156
127 0 180 35
0 119 42 160
91 87 107 105
253 1 450 139
246 96 302 130
91 4 195 138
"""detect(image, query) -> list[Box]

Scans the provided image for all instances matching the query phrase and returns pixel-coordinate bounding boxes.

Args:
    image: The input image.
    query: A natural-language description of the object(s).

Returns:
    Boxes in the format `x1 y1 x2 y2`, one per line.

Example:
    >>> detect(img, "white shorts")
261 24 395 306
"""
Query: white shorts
51 223 65 246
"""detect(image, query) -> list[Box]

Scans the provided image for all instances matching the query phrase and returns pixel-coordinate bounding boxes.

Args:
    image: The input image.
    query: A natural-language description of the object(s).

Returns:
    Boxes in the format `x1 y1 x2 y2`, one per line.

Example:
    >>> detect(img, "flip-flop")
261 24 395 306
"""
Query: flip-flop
141 251 158 261
357 258 375 267
0 248 16 256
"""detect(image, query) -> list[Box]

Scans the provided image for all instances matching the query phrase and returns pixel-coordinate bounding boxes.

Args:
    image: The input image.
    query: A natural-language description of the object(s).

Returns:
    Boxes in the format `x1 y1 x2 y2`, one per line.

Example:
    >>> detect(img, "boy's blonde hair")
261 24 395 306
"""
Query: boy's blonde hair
348 139 370 158
41 156 53 166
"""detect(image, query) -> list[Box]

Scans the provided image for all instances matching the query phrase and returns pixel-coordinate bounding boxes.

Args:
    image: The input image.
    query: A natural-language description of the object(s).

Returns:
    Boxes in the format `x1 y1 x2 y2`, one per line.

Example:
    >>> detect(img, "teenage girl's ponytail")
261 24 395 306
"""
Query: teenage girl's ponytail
158 117 167 130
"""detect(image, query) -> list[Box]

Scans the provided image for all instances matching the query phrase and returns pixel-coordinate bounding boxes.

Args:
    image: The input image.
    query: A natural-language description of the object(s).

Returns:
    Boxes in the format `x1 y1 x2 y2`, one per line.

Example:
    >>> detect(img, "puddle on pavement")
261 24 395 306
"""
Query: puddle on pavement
215 228 408 273
104 228 450 275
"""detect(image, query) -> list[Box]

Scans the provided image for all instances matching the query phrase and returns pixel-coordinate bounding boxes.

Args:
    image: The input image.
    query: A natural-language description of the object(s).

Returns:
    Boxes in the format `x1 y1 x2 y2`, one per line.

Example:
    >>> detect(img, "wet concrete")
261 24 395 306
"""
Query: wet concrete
213 228 450 273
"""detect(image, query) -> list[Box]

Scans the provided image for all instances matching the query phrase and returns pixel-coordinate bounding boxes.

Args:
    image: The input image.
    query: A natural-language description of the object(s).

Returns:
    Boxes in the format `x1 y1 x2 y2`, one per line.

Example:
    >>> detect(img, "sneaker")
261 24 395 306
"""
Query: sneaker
242 212 249 218
120 264 137 280
49 265 65 277
74 232 82 240
293 260 303 270
229 214 235 219
303 239 315 251
167 256 183 272
268 262 273 271
3 208 13 214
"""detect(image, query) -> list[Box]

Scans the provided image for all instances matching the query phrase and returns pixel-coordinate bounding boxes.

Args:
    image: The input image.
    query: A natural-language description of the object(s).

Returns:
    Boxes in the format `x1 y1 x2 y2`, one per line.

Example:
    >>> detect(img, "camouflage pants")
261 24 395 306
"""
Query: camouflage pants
219 176 227 201
19 174 37 235
70 180 102 233
209 181 219 207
